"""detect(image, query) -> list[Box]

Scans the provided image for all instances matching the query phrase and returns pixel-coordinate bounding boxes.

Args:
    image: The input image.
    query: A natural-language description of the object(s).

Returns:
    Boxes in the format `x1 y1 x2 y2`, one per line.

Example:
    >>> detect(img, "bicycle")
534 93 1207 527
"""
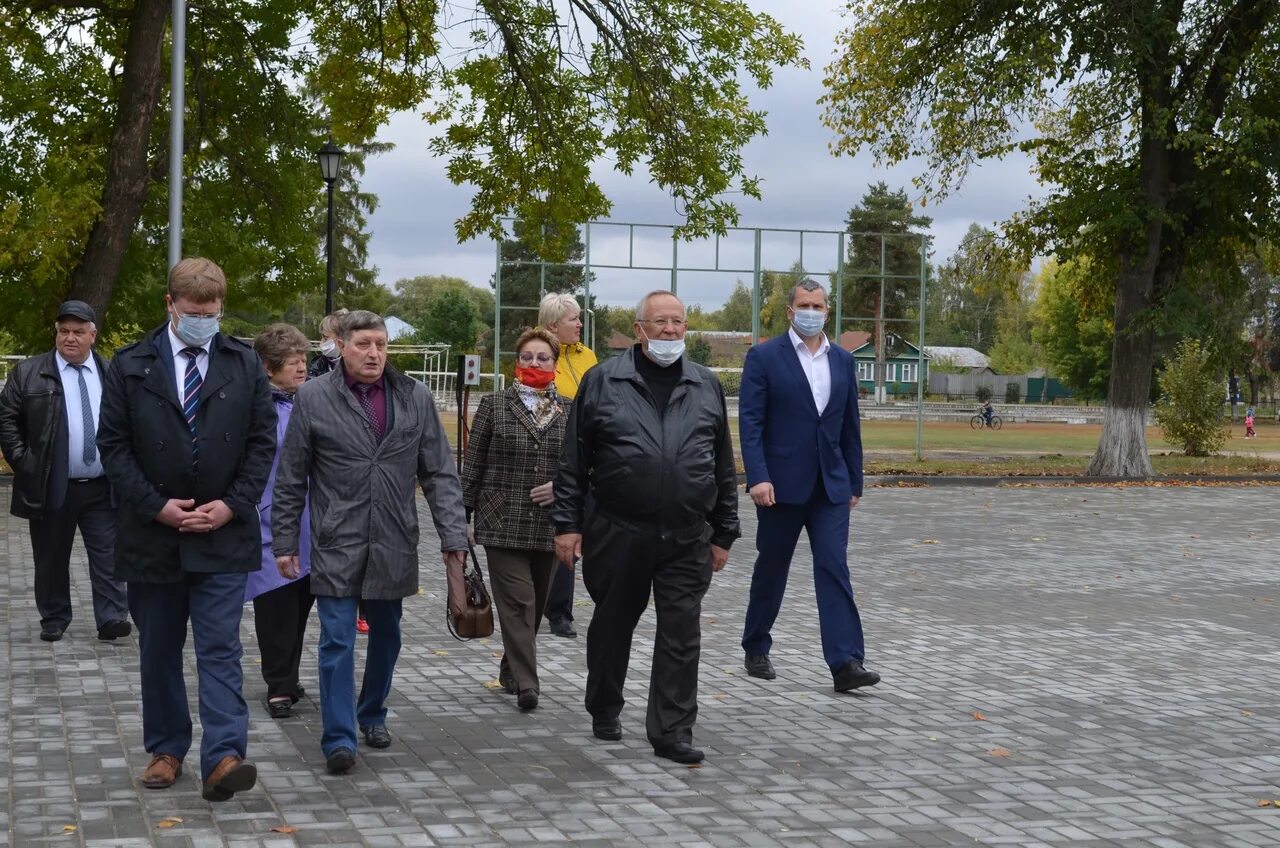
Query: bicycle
970 413 1002 430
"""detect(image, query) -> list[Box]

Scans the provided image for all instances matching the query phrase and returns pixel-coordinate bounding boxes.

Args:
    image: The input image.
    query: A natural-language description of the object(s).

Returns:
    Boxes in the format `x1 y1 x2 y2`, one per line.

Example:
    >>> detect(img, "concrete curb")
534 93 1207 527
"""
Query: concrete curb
868 473 1280 487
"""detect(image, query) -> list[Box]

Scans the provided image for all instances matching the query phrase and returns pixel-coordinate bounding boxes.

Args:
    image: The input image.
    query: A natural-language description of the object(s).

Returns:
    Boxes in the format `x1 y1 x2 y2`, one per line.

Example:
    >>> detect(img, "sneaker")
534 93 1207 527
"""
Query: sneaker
356 616 369 634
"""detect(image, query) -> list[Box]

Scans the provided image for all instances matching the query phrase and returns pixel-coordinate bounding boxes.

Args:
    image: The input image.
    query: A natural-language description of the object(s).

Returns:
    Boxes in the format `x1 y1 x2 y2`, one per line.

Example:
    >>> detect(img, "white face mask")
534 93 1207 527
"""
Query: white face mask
319 339 338 359
791 307 827 338
645 337 684 367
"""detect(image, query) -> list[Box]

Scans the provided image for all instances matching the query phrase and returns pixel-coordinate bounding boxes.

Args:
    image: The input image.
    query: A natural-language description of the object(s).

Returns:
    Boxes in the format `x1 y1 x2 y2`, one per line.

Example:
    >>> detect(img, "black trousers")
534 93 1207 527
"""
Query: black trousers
581 508 712 748
544 560 575 623
252 575 314 701
28 477 128 631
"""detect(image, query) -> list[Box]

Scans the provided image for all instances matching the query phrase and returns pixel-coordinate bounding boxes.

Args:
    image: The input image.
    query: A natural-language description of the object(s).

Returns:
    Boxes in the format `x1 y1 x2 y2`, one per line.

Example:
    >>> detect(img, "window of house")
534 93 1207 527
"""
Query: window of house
857 361 873 381
885 362 896 382
900 362 918 383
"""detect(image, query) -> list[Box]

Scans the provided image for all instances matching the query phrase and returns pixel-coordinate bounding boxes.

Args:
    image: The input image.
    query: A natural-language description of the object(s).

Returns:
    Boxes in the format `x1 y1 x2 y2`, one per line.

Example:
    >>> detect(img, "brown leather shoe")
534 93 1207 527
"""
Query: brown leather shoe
202 755 257 802
141 753 183 789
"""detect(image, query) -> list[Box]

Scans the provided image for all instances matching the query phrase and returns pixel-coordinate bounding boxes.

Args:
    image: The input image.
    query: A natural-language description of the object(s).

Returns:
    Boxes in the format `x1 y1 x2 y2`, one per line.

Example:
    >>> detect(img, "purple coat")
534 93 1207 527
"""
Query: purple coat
246 393 311 601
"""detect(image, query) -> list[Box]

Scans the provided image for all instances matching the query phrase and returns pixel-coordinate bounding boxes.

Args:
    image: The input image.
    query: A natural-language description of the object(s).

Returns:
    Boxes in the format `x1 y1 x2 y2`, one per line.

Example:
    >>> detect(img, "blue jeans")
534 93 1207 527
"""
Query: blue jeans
315 596 403 757
128 571 249 780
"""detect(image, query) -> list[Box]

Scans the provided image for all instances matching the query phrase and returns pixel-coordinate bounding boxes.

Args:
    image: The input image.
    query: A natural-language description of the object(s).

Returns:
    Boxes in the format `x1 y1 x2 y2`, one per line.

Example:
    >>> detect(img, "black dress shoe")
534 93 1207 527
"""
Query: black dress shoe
267 698 292 719
326 747 356 774
39 625 65 642
498 666 517 695
361 724 392 748
517 690 539 711
549 617 577 638
592 718 622 741
97 620 132 641
653 742 705 764
744 654 776 680
833 660 881 692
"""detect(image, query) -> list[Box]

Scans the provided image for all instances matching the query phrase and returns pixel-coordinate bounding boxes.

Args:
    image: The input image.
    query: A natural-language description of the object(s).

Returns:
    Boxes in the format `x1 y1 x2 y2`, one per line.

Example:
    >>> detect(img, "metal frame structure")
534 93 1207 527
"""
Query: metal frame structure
493 220 930 458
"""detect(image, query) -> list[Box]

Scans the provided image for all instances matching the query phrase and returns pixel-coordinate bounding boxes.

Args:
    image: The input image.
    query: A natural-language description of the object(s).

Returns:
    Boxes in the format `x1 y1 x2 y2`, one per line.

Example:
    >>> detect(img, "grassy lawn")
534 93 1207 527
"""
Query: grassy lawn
2 412 1273 480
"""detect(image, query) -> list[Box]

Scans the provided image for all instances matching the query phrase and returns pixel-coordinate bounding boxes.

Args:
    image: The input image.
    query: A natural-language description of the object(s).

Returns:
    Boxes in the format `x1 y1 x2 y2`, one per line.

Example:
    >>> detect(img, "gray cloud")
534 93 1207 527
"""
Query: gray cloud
360 2 1050 311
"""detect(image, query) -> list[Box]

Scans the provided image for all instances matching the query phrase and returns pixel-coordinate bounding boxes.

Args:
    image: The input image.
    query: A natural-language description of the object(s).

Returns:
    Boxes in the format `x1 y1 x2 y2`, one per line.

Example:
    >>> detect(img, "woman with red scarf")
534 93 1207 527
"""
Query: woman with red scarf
460 328 567 711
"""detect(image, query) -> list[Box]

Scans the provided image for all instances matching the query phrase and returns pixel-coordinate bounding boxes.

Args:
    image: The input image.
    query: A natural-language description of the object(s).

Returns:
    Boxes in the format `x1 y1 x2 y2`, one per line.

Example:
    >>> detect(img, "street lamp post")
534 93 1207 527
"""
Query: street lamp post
316 141 345 315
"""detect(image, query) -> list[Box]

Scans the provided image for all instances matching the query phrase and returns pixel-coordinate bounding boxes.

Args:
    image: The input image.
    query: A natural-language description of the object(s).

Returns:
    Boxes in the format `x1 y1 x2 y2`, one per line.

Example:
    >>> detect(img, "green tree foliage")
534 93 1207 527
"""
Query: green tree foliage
686 334 713 365
1 1 802 351
1032 259 1114 402
416 289 484 355
1154 339 1229 456
987 273 1040 374
823 0 1280 476
712 280 755 333
395 275 495 336
929 225 1021 351
841 183 930 396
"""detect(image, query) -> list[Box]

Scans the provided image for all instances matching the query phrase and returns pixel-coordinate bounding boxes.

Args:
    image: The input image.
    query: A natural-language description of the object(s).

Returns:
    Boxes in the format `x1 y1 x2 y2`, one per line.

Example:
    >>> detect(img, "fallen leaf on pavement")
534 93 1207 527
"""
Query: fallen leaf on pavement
482 680 504 690
921 539 939 544
156 817 183 829
988 747 1013 758
433 650 449 657
1242 709 1255 717
61 825 77 833
271 825 298 834
971 711 987 721
1258 799 1272 807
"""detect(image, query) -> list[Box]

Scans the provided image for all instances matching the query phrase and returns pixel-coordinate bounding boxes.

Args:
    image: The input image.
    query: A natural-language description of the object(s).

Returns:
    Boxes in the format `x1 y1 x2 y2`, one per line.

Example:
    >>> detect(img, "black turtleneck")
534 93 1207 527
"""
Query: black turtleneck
632 343 682 413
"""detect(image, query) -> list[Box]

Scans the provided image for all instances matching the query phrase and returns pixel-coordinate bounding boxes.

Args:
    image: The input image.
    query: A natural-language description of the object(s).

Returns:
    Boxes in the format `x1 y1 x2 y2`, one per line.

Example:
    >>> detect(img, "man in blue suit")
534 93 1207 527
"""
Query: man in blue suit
739 279 880 692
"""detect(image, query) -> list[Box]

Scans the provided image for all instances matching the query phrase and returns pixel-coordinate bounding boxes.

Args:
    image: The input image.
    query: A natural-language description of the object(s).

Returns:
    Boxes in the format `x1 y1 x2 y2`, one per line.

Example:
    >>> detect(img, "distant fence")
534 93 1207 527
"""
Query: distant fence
928 372 1075 403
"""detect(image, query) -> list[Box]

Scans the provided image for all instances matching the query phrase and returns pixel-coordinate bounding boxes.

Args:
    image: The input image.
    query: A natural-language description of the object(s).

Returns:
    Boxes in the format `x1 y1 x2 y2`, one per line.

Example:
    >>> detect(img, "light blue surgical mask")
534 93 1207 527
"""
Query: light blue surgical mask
791 307 826 338
645 338 685 367
173 312 220 347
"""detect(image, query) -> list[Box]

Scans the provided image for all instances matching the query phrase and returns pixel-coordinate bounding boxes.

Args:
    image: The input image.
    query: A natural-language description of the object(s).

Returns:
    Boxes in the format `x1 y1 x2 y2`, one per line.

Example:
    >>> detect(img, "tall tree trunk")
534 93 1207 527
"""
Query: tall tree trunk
66 0 171 323
1085 87 1172 478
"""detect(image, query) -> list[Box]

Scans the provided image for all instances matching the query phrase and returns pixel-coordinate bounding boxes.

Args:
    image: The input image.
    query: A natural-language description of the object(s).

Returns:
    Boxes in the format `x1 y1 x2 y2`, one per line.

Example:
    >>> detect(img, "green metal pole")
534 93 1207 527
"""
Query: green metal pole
916 235 926 462
494 238 503 383
671 235 678 294
835 232 844 339
752 229 762 344
878 235 887 404
584 222 593 351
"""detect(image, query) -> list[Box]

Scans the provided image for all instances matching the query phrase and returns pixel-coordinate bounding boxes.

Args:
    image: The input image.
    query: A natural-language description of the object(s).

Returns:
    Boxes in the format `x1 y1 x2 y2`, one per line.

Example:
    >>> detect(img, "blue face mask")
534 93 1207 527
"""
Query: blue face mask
173 312 220 347
791 308 826 338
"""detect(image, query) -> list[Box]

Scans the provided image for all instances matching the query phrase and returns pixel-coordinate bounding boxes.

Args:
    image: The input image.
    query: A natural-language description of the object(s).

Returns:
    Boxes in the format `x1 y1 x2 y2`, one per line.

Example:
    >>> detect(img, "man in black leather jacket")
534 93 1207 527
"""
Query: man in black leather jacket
0 301 129 642
553 290 739 766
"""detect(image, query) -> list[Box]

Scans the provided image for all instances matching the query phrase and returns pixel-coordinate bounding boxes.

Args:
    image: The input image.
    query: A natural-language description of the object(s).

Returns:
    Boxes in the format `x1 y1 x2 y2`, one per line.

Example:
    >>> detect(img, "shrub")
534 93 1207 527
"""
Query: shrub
975 384 993 403
1153 338 1228 456
1004 382 1021 404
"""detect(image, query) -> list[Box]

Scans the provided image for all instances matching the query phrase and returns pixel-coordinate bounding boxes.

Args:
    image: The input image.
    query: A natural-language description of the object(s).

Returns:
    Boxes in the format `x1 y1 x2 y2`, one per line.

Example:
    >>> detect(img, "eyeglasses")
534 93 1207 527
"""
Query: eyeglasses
517 353 555 365
640 318 687 329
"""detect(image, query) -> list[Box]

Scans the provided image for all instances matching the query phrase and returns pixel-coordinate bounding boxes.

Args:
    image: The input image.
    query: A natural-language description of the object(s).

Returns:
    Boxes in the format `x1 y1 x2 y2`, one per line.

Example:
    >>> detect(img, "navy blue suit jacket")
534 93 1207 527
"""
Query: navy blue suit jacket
738 333 863 504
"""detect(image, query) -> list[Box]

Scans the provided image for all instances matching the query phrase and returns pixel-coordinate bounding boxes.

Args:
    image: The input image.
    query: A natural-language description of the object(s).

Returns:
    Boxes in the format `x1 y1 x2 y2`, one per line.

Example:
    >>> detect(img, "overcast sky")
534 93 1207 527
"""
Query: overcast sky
359 0 1049 312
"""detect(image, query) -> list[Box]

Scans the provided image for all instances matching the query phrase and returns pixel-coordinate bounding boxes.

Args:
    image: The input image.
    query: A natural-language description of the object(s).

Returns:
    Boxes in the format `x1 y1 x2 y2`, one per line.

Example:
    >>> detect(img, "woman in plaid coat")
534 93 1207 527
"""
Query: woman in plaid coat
460 328 568 711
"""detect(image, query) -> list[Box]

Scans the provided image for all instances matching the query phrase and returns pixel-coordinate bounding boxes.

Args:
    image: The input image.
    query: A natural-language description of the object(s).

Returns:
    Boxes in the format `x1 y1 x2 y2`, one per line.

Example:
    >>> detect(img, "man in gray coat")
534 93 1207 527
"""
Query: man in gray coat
272 310 468 775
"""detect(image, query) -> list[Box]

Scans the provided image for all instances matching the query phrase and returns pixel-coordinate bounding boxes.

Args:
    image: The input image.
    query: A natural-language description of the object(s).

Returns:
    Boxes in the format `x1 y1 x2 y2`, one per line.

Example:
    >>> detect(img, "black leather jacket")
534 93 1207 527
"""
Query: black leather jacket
0 349 109 518
552 347 740 549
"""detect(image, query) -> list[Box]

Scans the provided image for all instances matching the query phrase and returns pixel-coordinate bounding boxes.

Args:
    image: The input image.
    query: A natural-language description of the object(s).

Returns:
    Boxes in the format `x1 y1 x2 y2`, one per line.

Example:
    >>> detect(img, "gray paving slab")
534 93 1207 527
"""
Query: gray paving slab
3 483 1280 846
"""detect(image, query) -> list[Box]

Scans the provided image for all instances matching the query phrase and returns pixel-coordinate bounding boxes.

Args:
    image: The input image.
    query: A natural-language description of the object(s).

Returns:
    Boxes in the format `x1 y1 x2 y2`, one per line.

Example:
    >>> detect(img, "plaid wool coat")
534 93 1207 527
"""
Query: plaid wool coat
460 386 567 552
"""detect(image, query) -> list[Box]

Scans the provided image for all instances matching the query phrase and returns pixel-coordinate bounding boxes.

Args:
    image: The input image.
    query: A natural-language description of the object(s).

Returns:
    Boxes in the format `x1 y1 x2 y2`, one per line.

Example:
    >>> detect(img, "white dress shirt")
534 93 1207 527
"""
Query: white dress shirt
168 324 211 404
56 352 105 479
788 327 831 415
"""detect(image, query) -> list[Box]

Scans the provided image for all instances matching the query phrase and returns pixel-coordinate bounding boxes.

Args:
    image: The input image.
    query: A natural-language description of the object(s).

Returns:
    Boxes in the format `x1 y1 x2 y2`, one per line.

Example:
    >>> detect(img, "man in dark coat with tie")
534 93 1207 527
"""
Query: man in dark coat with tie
0 300 129 642
738 279 880 693
98 258 276 802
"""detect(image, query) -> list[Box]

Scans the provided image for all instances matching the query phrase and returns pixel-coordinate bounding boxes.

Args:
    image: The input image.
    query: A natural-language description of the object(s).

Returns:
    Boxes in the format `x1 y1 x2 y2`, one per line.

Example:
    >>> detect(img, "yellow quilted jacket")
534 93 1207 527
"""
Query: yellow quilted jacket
554 343 598 400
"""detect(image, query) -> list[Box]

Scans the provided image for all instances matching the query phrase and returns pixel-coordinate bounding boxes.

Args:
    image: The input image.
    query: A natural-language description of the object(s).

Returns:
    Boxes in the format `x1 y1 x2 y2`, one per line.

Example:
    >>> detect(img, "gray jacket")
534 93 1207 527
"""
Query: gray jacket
271 365 468 599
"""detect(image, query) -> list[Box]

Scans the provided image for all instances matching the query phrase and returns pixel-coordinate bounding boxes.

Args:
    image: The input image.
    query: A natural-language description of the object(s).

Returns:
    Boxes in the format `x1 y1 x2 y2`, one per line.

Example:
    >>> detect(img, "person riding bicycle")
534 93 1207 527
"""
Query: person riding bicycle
980 399 994 427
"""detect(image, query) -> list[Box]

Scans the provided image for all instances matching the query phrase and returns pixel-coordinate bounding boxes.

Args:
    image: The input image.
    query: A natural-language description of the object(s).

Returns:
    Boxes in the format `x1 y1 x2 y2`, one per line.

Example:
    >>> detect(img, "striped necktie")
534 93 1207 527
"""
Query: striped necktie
69 363 96 465
181 347 203 463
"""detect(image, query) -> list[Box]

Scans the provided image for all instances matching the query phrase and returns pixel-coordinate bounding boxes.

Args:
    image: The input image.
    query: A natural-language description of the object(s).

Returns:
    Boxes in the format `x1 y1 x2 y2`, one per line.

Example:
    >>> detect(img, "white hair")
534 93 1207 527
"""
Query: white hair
635 290 684 321
537 293 581 329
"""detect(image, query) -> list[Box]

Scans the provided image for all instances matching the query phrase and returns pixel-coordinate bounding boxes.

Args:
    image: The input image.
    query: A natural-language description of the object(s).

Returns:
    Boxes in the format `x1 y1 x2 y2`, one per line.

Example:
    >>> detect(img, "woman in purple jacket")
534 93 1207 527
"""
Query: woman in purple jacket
247 324 314 718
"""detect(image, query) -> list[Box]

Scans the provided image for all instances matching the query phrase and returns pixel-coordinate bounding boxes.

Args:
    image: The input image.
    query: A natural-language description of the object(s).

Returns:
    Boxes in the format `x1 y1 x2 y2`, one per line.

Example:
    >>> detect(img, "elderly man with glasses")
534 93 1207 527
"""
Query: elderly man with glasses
553 290 739 765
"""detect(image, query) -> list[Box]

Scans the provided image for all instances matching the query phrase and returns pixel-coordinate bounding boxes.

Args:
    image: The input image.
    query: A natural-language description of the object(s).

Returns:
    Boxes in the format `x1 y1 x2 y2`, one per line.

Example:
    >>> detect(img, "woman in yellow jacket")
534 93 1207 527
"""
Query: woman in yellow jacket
538 292 597 636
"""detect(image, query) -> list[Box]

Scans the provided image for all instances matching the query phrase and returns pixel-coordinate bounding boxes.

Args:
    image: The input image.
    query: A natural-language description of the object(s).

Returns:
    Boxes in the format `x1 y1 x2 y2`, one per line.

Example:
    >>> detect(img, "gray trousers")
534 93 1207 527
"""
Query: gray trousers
28 477 128 631
485 546 556 694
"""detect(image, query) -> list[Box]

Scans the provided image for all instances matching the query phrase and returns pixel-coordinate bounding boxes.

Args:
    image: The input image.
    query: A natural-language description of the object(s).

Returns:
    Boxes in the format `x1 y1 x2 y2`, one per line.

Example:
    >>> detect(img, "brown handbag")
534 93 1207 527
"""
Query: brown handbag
446 546 494 640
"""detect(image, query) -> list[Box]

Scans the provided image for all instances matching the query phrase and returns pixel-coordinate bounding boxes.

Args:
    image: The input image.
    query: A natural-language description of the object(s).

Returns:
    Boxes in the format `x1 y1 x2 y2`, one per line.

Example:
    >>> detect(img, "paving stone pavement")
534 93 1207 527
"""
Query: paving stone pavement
3 481 1280 847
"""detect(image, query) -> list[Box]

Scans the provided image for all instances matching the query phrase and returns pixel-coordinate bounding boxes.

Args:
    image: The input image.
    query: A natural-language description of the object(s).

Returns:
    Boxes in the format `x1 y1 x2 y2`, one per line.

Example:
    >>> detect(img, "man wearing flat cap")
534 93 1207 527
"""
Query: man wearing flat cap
0 300 130 642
